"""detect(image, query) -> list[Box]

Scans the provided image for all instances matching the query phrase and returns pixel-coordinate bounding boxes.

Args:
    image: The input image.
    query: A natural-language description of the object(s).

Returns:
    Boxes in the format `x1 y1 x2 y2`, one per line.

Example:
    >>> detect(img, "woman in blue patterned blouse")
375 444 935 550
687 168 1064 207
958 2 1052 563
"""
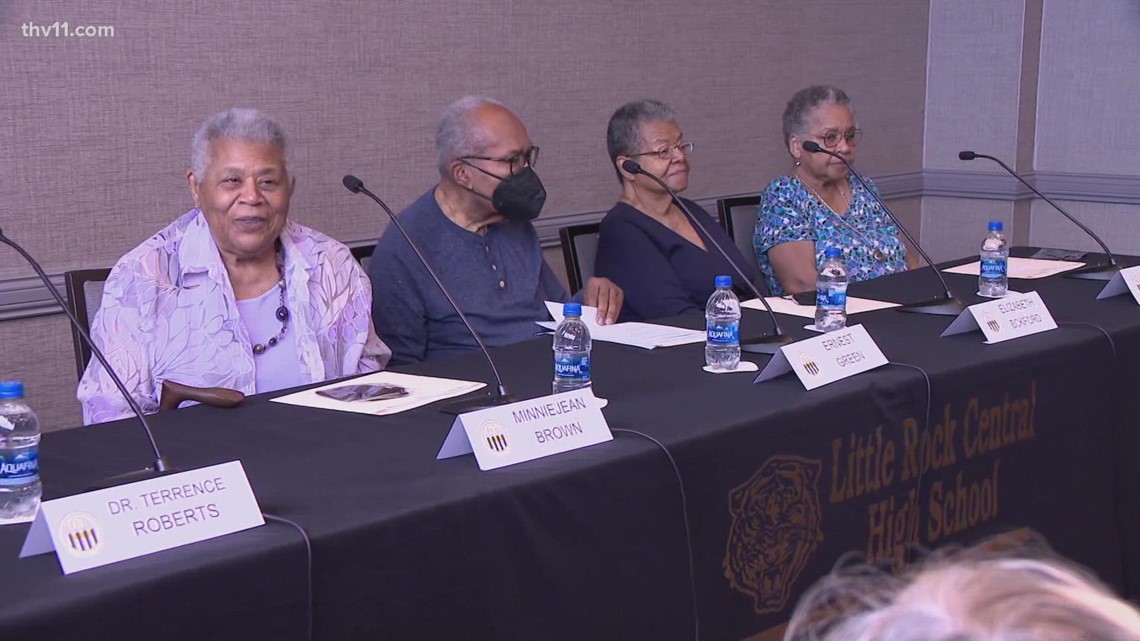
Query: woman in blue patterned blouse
754 85 916 295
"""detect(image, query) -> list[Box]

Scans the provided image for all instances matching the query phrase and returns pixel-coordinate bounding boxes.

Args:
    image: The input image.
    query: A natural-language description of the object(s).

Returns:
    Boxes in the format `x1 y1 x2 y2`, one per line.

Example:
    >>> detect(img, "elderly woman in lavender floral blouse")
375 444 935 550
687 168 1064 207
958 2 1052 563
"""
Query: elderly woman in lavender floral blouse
77 108 390 425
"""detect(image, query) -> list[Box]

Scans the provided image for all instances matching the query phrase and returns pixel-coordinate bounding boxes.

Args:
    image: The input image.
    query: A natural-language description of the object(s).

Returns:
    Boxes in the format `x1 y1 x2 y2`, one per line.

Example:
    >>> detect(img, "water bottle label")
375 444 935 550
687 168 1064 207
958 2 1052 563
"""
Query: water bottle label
980 258 1006 280
0 449 39 485
816 285 848 308
706 321 740 345
554 354 591 380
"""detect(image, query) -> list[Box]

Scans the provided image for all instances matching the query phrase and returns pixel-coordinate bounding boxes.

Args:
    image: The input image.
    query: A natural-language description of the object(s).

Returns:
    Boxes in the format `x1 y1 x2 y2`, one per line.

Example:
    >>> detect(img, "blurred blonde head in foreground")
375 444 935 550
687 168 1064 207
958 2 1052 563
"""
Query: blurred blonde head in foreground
785 537 1140 641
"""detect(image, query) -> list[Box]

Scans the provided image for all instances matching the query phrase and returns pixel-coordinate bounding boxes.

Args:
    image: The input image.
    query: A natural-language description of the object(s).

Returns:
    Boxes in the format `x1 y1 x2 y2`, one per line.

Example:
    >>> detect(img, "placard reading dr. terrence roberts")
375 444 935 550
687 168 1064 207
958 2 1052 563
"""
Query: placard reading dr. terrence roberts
20 461 263 574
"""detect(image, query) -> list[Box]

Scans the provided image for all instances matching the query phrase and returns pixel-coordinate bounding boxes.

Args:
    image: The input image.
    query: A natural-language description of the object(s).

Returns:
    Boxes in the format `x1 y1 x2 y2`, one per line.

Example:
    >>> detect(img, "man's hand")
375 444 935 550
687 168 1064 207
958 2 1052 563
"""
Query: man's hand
582 277 623 325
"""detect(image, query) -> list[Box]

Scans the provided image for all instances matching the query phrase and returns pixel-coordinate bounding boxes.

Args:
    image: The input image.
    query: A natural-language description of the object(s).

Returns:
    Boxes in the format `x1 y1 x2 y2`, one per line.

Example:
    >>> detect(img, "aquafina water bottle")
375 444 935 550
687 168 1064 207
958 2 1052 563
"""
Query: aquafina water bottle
553 302 592 393
0 381 42 523
815 248 848 332
705 275 741 370
979 221 1009 297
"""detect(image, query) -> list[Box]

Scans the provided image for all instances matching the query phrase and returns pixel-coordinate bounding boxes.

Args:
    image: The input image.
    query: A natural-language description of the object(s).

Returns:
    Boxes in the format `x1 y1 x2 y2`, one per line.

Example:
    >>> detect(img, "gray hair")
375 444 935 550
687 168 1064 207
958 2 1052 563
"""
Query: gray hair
190 108 289 182
785 542 1140 641
606 99 676 182
782 85 852 147
436 95 505 178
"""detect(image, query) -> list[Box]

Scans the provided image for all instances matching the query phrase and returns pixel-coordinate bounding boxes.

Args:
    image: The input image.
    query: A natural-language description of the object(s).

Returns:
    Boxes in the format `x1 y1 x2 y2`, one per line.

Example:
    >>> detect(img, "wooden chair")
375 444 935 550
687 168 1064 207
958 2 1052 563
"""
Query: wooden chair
64 268 111 380
716 195 762 273
349 242 377 272
558 223 601 293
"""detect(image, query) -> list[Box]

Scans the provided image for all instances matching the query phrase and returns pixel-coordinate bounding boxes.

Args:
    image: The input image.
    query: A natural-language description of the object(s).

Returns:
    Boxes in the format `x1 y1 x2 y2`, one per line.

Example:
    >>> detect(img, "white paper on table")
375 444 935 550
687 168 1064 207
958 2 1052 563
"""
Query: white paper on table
742 296 901 319
271 371 486 416
942 257 1085 279
540 301 705 349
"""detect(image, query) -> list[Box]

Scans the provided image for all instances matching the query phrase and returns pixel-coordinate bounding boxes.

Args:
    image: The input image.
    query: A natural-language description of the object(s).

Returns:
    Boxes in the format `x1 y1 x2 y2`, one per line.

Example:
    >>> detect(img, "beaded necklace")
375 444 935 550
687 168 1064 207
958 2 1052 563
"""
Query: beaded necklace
251 252 290 355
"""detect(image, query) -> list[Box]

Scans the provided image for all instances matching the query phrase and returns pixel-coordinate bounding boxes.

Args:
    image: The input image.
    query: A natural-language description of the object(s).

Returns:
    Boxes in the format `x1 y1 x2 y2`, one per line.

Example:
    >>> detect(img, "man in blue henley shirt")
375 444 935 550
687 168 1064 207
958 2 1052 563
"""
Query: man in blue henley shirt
369 96 624 364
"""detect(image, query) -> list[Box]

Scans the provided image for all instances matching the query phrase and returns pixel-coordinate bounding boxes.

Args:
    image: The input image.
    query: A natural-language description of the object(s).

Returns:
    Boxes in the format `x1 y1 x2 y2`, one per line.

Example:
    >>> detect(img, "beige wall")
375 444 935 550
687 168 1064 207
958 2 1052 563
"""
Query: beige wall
0 0 930 280
920 0 1140 261
1027 0 1140 250
0 315 76 429
920 0 1027 260
0 0 932 430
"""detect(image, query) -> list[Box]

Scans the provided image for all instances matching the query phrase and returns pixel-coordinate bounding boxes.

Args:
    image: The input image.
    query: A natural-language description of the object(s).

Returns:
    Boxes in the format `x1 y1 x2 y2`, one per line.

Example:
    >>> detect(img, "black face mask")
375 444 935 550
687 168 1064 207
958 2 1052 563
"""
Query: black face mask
462 162 547 223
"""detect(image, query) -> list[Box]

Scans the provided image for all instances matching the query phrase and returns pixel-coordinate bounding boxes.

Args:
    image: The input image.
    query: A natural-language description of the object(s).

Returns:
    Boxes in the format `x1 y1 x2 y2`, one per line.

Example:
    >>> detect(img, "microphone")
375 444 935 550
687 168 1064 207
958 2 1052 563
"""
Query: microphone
958 151 1122 281
342 175 514 413
801 141 966 316
620 159 791 353
0 227 173 484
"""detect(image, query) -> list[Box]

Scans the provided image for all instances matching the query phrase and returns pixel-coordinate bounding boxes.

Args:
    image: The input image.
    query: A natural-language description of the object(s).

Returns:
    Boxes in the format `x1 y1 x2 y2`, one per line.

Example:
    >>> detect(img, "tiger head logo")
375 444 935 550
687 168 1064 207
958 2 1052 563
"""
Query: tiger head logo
724 455 824 614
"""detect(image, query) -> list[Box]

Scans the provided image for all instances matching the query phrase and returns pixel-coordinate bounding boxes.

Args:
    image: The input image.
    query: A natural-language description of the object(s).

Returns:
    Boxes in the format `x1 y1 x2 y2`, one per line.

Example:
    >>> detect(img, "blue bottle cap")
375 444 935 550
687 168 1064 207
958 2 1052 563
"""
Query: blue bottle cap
988 221 1003 231
824 248 841 258
0 381 25 399
562 302 582 317
714 275 732 288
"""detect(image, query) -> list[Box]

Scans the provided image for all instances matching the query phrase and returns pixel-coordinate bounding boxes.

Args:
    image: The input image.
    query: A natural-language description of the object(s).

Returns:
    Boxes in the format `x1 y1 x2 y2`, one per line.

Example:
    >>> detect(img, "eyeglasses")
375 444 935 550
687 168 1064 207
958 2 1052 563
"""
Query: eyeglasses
627 141 694 161
460 146 540 176
813 129 862 149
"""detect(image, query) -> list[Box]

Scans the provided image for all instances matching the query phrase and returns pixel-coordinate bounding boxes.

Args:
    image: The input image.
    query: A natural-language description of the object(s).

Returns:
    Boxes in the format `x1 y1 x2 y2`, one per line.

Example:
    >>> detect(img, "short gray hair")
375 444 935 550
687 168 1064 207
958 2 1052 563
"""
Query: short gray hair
785 541 1140 641
606 99 676 182
782 85 851 146
190 108 289 182
436 95 504 178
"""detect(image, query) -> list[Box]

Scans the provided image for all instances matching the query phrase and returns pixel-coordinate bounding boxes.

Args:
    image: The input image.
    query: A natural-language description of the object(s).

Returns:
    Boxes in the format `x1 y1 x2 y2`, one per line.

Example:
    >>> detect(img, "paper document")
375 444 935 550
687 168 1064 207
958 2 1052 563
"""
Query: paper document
271 371 486 416
541 301 705 349
943 257 1085 279
743 296 901 319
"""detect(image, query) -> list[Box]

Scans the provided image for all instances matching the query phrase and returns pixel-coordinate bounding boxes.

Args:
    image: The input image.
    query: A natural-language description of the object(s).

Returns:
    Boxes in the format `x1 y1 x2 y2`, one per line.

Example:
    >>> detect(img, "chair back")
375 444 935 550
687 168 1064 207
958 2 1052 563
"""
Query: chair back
558 223 601 294
349 242 377 272
64 268 112 380
717 195 762 273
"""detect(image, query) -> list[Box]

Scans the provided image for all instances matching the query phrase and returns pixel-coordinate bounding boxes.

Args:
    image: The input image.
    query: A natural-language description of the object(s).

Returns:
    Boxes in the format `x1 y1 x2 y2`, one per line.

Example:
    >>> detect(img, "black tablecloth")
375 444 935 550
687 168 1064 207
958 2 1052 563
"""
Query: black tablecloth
0 249 1134 641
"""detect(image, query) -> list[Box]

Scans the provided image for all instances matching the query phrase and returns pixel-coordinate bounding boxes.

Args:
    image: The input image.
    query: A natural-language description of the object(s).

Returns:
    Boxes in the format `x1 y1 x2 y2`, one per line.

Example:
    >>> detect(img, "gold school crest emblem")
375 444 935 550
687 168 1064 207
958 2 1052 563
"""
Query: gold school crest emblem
798 352 821 376
983 311 1000 333
724 455 824 614
59 512 102 556
481 421 509 454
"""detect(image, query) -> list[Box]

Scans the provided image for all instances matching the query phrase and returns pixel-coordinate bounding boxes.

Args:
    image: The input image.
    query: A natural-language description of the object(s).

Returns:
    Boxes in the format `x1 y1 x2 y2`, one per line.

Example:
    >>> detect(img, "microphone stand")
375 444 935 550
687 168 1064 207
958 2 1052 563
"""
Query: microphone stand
621 160 792 353
0 228 173 488
342 175 515 413
802 142 966 316
958 151 1124 281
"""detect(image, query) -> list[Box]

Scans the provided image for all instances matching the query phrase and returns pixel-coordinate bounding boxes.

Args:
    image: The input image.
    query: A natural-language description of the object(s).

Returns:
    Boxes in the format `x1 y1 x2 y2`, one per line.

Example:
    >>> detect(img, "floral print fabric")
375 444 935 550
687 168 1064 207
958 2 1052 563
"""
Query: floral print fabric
753 174 908 295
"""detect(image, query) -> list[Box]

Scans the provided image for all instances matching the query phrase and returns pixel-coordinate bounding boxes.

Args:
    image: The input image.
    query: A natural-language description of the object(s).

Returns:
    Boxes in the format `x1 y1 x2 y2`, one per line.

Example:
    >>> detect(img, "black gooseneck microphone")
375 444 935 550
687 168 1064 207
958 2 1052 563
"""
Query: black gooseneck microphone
958 151 1123 281
802 141 966 316
0 227 173 482
620 159 791 354
342 175 514 413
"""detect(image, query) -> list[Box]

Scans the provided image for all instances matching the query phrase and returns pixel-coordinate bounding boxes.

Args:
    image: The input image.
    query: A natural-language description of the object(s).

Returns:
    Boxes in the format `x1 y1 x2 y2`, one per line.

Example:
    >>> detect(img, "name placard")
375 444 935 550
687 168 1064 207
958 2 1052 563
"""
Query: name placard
436 389 612 471
754 324 888 390
941 291 1058 343
1096 265 1140 304
20 461 263 574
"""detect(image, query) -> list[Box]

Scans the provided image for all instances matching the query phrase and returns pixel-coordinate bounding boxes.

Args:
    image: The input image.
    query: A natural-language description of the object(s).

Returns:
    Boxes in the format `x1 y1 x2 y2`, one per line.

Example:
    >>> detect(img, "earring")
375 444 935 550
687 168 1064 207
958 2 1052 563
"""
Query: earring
794 159 801 167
